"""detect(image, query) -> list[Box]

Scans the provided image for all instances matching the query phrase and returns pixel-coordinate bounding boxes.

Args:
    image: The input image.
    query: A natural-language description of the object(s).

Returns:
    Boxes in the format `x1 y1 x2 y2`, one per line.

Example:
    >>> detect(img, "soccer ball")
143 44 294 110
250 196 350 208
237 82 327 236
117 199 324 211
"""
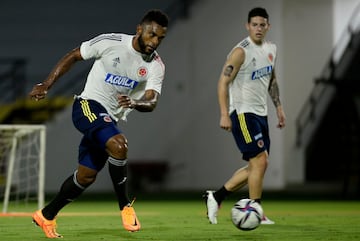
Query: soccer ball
231 199 263 231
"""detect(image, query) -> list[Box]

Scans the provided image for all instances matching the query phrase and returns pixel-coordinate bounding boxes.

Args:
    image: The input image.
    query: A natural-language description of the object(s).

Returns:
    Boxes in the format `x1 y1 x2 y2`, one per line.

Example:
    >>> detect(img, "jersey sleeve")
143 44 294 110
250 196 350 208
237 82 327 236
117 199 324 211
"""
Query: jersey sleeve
80 33 122 60
79 37 100 60
145 56 165 94
273 44 277 63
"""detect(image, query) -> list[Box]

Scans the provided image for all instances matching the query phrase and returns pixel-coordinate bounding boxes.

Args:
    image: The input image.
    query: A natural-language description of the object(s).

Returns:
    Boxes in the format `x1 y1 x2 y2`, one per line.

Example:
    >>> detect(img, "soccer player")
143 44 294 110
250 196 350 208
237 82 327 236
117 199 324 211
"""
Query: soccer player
29 9 169 238
204 7 286 225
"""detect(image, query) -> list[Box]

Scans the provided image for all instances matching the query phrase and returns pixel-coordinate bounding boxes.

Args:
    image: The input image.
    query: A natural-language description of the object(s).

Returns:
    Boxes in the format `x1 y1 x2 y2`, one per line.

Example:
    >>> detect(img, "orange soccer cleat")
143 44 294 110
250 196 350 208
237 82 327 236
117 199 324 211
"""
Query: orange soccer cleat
121 200 141 232
32 210 63 238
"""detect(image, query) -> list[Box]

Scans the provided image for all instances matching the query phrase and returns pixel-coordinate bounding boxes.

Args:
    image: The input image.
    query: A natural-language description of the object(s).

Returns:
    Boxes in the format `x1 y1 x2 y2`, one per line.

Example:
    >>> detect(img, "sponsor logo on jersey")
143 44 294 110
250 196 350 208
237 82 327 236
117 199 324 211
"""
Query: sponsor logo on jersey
251 65 272 80
105 73 139 89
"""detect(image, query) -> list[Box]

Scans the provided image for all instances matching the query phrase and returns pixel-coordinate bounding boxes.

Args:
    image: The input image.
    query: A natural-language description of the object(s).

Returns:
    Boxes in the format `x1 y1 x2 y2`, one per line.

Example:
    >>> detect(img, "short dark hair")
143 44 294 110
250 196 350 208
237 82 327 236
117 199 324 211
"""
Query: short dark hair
248 7 269 23
140 9 169 27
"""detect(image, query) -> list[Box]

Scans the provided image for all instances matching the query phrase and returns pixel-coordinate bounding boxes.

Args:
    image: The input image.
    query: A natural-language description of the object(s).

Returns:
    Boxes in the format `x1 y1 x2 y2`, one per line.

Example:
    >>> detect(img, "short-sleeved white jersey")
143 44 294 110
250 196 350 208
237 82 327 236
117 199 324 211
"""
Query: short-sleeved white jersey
79 33 165 121
228 36 276 116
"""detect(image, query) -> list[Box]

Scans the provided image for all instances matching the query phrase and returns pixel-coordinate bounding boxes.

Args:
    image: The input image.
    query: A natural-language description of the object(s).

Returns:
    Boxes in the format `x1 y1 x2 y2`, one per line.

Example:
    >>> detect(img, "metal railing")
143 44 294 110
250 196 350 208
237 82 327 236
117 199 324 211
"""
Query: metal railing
295 2 360 147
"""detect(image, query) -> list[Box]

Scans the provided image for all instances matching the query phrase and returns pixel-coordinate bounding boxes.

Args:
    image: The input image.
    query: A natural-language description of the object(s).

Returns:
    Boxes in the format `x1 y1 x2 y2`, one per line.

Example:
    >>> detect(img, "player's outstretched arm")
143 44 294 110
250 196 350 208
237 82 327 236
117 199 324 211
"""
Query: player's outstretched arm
118 89 159 112
29 47 83 101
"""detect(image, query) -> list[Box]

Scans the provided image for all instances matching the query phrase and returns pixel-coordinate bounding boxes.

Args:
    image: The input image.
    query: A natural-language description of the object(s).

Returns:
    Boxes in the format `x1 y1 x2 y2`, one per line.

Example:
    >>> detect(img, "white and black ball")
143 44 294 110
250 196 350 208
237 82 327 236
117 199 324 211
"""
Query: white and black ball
231 199 263 231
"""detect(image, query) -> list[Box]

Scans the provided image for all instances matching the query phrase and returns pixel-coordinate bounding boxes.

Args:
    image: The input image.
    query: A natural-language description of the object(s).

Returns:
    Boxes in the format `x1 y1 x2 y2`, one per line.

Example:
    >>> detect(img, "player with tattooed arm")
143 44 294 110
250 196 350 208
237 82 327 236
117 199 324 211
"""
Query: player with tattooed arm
204 7 286 225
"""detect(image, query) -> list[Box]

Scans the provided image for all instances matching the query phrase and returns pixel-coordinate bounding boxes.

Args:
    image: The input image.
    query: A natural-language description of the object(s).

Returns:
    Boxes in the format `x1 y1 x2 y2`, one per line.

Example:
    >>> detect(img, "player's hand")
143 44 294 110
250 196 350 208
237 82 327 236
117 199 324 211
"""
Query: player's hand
29 83 49 101
276 106 286 129
118 94 135 108
220 115 232 132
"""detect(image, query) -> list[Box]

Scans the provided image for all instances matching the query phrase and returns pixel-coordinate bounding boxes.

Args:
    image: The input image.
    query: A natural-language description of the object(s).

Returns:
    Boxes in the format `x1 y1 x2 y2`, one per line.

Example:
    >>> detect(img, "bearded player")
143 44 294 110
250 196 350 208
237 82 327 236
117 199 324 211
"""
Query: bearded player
29 9 169 238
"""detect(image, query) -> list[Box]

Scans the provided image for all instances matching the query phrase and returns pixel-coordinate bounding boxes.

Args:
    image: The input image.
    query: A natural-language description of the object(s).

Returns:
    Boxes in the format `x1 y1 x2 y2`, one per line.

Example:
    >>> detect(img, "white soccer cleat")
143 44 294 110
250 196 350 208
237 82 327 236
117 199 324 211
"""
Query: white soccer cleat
261 215 275 225
204 190 219 224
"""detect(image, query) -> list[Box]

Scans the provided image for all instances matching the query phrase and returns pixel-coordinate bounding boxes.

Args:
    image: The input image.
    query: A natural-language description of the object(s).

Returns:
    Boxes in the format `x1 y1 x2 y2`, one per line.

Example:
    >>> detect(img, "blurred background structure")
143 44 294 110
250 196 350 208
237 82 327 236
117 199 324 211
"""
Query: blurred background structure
0 0 359 199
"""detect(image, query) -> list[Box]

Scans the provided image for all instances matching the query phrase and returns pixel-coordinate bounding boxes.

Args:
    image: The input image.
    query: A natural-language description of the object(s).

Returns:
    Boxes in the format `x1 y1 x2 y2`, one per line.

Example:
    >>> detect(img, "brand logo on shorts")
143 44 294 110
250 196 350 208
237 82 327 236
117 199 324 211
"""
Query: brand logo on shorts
103 116 112 122
254 133 263 140
257 140 264 148
100 113 112 123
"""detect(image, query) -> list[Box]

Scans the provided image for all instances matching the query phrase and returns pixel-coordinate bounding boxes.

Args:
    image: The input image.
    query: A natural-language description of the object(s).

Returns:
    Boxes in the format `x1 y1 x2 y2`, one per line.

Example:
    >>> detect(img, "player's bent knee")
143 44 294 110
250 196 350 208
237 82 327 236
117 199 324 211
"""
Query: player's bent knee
77 175 96 187
106 134 128 159
76 172 96 188
75 168 97 187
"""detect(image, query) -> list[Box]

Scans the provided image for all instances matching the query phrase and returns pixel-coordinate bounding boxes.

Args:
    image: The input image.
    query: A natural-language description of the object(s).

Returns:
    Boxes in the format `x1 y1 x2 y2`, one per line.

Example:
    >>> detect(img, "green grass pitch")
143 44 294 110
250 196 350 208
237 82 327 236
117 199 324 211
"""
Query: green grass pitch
1 198 360 241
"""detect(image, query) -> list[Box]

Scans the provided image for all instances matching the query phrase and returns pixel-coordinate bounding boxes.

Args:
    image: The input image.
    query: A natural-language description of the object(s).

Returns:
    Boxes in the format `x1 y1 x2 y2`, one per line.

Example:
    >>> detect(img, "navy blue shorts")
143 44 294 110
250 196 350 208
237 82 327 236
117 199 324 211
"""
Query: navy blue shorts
72 98 121 171
230 111 270 161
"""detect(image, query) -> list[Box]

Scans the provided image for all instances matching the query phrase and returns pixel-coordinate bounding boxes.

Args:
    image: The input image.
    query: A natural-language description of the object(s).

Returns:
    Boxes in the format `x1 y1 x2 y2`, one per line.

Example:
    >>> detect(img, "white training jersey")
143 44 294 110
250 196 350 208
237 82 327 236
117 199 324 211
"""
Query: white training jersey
79 33 165 121
228 36 276 116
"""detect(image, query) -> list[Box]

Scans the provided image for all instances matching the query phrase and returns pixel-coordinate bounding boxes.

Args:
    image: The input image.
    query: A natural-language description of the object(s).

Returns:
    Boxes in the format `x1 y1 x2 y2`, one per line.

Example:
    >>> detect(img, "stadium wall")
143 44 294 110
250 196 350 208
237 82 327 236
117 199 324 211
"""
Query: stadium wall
44 0 335 192
2 0 357 192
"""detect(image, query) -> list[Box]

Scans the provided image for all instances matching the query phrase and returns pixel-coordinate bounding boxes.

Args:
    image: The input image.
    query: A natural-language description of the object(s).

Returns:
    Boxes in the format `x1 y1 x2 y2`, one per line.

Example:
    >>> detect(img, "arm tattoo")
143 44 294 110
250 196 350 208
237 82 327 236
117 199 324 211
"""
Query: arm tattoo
224 65 234 77
268 78 281 107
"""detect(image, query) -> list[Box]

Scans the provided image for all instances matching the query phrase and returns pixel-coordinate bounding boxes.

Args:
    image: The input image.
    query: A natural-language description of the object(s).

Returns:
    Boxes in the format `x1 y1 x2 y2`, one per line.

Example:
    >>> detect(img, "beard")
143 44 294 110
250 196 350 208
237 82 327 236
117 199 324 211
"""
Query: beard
137 35 156 62
137 35 154 55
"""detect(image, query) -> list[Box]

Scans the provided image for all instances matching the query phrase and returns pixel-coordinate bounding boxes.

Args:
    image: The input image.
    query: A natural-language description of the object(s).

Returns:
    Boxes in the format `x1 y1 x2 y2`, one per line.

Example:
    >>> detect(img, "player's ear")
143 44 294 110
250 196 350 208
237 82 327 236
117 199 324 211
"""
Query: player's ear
266 23 271 30
136 24 143 36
